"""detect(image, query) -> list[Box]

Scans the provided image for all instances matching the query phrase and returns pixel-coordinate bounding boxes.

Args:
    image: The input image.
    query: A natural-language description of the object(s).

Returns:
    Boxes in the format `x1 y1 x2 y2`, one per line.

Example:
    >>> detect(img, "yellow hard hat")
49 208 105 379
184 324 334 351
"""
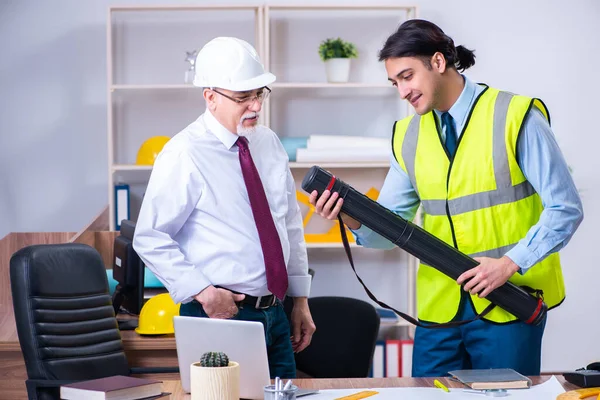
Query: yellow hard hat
135 293 181 335
135 136 171 166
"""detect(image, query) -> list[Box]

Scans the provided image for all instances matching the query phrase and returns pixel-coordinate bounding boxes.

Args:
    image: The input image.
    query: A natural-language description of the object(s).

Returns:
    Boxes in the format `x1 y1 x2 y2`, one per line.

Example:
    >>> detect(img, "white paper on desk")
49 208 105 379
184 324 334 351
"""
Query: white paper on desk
304 375 565 399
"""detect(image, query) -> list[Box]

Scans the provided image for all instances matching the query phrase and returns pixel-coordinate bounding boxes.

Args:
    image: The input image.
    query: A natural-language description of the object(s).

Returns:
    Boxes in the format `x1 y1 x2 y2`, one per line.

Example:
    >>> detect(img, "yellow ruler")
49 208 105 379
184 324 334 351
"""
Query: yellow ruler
334 390 379 400
556 387 600 399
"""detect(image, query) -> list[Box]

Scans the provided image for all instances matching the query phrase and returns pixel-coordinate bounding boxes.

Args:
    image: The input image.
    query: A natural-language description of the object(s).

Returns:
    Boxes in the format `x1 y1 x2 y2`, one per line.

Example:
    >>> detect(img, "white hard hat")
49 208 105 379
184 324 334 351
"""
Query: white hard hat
193 37 276 91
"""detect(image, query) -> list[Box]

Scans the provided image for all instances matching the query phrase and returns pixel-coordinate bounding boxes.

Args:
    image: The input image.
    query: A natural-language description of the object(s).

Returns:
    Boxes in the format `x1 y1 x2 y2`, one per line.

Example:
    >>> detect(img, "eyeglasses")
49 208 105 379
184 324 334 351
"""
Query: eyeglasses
211 87 271 106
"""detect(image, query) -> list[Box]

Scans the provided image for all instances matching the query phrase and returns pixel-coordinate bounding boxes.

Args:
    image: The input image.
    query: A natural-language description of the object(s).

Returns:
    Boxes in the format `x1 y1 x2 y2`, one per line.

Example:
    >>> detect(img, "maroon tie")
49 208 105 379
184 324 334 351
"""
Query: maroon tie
236 136 288 300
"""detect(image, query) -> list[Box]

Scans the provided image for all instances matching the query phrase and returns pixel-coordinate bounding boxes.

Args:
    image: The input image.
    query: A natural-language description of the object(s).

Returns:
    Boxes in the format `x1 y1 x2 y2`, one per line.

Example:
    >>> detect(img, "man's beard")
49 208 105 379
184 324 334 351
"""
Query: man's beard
237 112 259 137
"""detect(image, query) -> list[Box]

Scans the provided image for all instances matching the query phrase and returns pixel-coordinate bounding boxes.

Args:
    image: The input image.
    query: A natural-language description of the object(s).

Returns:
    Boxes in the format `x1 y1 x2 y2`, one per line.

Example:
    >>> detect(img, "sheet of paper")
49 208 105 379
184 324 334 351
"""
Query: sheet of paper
302 375 565 399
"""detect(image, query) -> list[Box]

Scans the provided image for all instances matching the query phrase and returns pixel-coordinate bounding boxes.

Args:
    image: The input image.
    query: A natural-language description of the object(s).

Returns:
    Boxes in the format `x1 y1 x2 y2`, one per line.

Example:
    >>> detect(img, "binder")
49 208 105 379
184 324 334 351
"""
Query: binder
114 184 130 231
400 340 413 377
369 341 386 378
385 339 413 377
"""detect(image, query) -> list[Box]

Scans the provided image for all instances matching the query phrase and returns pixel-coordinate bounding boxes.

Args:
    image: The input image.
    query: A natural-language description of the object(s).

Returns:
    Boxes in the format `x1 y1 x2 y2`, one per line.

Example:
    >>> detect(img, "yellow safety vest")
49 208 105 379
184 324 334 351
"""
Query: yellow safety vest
392 85 565 324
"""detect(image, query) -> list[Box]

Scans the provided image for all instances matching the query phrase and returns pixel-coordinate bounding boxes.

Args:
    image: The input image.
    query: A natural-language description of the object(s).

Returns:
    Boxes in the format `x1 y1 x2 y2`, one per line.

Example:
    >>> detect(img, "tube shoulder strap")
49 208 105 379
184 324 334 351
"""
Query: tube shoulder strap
338 216 495 329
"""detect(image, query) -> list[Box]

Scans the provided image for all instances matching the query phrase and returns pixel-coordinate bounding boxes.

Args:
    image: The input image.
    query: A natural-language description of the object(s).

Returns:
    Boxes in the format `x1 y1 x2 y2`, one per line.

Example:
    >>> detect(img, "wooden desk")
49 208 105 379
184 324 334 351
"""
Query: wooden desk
120 330 180 381
0 329 180 400
162 376 579 399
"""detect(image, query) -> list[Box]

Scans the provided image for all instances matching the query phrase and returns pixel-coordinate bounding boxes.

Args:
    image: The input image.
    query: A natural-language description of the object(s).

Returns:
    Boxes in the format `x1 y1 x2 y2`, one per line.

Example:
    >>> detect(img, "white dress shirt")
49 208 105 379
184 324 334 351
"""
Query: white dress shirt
133 110 311 304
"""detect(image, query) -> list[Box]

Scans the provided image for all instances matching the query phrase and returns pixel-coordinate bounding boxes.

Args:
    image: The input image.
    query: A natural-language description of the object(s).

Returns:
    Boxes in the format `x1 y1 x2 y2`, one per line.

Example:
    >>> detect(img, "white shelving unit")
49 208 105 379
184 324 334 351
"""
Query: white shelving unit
263 4 417 329
106 4 418 330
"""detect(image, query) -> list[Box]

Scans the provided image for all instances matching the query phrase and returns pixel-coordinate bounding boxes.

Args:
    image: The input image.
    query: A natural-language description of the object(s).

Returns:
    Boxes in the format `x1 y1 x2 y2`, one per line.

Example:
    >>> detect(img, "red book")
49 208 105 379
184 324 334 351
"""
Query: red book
60 375 163 400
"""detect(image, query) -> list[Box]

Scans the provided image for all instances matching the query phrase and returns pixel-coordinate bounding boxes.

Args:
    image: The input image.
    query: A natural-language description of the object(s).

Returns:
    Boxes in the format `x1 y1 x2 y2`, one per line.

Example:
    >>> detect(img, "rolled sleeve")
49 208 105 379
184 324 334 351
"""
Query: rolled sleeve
287 275 311 297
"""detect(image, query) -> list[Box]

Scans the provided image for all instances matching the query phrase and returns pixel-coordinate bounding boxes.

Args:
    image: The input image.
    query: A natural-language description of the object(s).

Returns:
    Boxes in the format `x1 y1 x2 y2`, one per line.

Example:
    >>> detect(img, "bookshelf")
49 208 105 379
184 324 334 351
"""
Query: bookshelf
106 3 418 330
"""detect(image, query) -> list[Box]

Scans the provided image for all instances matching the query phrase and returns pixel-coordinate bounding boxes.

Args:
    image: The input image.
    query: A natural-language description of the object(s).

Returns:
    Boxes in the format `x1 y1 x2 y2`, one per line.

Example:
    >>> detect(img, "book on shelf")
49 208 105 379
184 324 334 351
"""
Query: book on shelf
306 135 389 149
385 339 414 378
448 368 532 390
60 375 164 400
295 147 389 163
376 307 399 323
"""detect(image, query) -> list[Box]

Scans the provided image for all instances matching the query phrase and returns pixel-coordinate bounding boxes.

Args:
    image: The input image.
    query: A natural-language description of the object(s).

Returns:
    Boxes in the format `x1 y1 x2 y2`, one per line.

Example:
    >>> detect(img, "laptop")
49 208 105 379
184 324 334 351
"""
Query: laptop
174 316 319 399
174 316 270 399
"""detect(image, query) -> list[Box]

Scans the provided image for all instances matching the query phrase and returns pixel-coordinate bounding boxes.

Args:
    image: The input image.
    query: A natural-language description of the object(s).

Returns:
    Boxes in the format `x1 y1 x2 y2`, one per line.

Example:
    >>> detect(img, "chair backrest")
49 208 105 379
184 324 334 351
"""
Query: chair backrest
10 243 130 384
292 296 380 378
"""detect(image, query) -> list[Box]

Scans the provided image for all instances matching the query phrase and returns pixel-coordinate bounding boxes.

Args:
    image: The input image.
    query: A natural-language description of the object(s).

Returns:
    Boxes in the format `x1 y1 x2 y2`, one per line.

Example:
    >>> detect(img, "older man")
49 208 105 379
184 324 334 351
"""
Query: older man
134 37 315 379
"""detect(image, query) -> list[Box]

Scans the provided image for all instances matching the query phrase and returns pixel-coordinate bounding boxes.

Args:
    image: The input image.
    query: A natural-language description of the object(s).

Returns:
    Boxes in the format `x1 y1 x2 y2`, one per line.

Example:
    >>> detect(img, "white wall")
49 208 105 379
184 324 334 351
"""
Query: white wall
0 163 11 238
1 0 109 233
0 125 11 238
1 0 598 371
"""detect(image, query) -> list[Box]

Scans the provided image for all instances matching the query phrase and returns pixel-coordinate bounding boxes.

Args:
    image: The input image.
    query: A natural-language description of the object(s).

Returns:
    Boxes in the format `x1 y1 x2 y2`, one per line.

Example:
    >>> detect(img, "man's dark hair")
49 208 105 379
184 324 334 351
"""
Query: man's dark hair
378 19 475 72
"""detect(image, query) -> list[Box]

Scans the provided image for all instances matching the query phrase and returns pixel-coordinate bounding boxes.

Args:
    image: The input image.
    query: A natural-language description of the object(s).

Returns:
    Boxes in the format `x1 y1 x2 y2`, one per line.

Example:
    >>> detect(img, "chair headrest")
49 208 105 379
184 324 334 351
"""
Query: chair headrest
10 243 108 296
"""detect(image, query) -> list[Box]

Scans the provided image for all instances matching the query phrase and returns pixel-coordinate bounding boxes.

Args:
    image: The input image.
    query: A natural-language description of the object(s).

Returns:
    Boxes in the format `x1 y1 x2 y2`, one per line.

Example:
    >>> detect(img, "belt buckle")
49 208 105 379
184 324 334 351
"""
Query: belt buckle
255 295 275 309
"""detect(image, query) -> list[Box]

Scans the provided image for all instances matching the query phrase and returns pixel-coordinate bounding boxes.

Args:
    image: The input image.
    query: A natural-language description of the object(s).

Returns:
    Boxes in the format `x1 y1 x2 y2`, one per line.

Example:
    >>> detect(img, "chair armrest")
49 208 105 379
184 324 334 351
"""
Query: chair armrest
27 379 78 388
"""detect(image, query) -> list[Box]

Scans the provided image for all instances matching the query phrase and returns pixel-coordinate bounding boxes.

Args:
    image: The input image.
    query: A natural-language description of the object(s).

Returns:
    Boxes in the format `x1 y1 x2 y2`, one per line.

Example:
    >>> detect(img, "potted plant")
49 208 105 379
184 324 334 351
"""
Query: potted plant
318 37 359 83
190 351 240 400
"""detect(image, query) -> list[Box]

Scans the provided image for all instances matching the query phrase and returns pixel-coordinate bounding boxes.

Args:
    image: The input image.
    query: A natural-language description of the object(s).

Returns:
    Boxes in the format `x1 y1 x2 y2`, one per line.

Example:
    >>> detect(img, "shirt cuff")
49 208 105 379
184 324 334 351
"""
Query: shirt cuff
351 224 374 245
505 243 539 274
287 275 311 297
170 268 212 304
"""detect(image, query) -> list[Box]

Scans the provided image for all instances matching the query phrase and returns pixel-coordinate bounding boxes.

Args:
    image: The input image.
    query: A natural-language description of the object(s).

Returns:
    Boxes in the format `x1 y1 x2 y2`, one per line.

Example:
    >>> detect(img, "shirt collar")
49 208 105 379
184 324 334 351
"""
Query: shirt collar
203 110 240 150
434 75 476 129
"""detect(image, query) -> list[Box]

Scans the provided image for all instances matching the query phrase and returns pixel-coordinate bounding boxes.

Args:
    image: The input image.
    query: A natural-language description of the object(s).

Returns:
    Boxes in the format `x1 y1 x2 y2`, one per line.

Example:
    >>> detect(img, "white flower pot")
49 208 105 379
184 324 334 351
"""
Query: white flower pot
325 58 351 83
190 361 240 400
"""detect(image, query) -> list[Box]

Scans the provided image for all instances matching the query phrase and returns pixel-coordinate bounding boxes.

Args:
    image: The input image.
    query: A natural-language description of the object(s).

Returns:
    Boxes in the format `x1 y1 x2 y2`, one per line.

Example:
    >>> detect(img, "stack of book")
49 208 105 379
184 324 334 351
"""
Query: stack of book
295 135 389 163
448 368 532 390
60 375 167 400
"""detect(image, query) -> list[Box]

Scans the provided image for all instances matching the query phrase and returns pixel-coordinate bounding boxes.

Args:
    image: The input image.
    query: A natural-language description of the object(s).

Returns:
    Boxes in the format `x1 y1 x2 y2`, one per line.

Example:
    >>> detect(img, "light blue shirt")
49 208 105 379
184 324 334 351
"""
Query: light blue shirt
353 76 583 273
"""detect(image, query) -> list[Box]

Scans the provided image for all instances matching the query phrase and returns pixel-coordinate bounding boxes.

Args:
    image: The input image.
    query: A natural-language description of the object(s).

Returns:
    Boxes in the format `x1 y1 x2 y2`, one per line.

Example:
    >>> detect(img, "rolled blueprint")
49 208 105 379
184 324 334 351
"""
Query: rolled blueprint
301 166 547 326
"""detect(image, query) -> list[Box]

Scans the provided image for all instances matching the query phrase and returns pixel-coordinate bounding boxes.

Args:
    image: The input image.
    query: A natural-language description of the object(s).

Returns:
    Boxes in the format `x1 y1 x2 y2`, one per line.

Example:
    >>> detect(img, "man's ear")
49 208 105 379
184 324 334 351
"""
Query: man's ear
203 88 217 111
431 52 447 74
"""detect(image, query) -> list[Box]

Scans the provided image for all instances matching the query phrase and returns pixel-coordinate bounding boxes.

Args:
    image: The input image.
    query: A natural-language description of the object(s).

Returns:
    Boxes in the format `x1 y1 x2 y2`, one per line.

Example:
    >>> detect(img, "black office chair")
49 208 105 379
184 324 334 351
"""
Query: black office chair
10 243 177 400
285 296 380 378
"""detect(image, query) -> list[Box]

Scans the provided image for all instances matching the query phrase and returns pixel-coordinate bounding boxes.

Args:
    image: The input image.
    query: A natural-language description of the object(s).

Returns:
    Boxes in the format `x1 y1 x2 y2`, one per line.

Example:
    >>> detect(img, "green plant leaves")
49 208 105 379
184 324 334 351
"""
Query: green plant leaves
318 37 358 61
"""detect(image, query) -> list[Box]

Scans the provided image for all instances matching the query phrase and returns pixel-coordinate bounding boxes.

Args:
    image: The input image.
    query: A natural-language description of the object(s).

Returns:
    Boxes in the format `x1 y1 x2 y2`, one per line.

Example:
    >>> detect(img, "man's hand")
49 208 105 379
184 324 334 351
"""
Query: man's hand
457 256 520 298
290 297 316 353
309 189 361 230
194 286 245 319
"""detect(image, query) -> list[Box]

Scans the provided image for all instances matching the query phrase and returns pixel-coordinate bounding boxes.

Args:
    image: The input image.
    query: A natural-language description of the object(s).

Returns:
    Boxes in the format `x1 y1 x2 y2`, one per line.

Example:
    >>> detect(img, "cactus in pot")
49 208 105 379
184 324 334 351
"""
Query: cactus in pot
191 351 239 400
200 351 230 368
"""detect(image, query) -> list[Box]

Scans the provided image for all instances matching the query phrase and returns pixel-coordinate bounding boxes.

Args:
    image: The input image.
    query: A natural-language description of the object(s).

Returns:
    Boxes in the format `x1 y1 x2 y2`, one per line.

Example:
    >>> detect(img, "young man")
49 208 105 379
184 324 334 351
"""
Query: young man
134 37 315 379
310 20 583 377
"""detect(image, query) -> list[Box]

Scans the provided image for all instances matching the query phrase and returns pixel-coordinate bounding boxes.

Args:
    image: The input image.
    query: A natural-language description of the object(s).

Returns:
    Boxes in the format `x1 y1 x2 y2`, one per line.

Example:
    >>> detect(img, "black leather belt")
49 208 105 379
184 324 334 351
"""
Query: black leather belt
218 287 278 309
239 293 278 309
